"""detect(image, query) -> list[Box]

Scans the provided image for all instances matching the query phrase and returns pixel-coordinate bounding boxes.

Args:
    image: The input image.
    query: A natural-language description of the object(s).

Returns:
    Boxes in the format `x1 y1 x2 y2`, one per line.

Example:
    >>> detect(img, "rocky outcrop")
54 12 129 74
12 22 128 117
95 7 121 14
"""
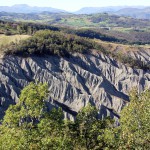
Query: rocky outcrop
0 51 150 120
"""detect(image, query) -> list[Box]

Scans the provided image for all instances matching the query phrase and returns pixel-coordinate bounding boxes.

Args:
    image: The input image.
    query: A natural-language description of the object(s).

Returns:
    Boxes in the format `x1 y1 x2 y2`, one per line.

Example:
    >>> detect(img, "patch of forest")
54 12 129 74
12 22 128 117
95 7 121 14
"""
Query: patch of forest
0 20 60 35
0 82 149 149
1 30 103 56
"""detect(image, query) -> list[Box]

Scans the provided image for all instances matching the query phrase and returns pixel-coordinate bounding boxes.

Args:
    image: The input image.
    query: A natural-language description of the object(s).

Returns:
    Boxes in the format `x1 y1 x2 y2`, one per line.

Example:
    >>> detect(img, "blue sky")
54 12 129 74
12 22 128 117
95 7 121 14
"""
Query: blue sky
0 0 150 11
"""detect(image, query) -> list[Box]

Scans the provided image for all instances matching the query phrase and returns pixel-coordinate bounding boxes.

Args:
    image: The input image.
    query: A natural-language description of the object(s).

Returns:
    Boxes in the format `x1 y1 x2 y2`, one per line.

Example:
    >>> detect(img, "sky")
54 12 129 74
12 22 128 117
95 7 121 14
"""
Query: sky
0 0 150 11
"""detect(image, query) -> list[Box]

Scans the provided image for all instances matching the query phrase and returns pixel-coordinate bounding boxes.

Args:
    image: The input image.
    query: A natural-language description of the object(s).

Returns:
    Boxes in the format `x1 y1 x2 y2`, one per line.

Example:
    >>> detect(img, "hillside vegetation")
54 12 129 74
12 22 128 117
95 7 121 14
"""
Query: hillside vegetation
0 20 60 35
1 29 149 71
2 30 103 56
0 83 149 149
0 14 150 45
1 12 150 28
1 19 150 45
0 19 149 70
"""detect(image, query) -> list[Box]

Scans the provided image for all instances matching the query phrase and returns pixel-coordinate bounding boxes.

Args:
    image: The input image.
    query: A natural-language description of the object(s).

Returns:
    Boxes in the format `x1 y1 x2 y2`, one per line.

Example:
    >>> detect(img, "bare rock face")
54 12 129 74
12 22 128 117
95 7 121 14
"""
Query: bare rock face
0 51 150 120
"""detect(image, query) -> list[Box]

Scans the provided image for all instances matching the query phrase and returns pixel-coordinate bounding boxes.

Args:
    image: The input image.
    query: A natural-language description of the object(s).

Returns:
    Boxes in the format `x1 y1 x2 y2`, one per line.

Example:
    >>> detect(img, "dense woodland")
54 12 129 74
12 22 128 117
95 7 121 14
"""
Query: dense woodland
0 82 149 149
64 29 127 43
1 30 102 57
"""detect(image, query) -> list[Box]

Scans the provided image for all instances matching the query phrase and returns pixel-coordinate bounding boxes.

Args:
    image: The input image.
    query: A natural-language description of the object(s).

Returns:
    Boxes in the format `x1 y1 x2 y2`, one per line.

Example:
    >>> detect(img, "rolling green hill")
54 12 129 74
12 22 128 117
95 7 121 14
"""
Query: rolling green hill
1 17 150 45
1 12 150 29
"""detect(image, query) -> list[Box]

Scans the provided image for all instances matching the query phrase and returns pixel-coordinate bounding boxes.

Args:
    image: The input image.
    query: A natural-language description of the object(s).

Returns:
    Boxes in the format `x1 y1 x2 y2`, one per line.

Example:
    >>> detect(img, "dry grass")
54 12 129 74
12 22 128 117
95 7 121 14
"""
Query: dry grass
94 39 150 54
0 34 30 46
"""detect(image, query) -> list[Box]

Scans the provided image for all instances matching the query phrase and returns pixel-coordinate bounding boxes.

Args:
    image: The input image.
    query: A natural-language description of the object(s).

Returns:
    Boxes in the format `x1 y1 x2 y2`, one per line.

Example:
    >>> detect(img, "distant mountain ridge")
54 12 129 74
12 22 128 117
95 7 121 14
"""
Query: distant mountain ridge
74 6 147 14
113 7 150 19
0 4 150 19
0 4 66 13
75 6 150 19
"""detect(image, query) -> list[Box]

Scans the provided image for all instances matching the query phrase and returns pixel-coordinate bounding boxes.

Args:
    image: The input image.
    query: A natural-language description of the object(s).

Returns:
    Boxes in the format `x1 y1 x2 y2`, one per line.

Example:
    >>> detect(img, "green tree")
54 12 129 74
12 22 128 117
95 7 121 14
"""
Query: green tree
38 108 73 150
119 89 150 149
0 82 118 150
0 82 49 149
69 104 115 150
0 82 72 150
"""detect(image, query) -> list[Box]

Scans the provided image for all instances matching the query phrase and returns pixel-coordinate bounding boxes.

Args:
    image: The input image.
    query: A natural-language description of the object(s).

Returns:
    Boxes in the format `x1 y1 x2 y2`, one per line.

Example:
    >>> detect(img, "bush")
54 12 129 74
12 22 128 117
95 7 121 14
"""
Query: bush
3 30 104 57
4 31 12 36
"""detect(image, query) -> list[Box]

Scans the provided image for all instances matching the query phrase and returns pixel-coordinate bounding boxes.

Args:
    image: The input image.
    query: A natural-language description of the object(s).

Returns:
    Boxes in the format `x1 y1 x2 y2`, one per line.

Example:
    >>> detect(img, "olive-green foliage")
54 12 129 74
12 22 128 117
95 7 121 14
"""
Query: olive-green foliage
3 30 102 56
0 82 115 150
65 29 127 43
0 20 59 35
118 89 150 149
68 104 116 150
38 108 73 150
1 20 149 71
0 82 49 150
0 83 149 150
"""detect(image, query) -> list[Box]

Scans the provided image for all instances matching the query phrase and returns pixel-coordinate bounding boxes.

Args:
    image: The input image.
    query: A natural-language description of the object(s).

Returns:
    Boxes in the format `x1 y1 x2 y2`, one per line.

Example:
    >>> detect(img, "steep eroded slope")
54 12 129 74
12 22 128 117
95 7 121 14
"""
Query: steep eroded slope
0 51 150 120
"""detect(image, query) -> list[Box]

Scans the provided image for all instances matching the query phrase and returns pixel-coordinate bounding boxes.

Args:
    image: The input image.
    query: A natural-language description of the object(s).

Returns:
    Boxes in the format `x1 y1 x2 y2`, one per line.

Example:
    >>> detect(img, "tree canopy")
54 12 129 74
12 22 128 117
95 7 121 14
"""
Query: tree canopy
0 82 115 150
118 89 150 149
0 83 149 149
2 30 103 57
